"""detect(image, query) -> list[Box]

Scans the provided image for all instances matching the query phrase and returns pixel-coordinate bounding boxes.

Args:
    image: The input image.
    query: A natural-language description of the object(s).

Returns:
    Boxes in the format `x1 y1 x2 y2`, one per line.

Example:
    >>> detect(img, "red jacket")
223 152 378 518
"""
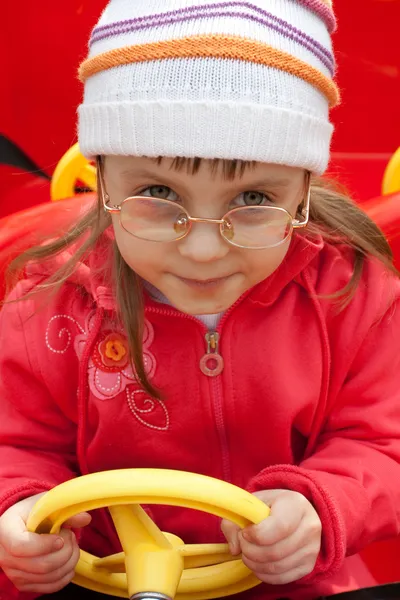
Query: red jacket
1 233 400 600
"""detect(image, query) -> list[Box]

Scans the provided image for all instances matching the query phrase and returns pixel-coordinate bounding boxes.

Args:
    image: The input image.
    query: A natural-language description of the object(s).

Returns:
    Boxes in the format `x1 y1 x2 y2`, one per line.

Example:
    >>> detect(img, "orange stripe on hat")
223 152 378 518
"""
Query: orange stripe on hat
79 34 340 107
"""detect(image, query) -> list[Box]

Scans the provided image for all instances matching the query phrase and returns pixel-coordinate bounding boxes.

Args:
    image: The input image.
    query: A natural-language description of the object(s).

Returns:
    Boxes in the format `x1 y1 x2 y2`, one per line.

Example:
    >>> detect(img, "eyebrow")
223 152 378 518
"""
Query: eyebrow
119 168 163 181
239 177 293 189
118 167 294 190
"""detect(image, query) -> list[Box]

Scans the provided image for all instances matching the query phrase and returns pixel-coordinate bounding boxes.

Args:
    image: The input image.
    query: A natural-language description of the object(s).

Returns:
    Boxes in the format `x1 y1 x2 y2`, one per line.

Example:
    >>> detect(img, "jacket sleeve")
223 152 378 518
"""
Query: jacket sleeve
0 280 79 517
247 294 400 581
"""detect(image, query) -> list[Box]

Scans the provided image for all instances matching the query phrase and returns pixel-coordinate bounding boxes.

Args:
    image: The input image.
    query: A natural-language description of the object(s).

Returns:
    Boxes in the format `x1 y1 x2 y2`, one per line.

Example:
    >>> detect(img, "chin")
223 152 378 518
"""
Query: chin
172 295 236 316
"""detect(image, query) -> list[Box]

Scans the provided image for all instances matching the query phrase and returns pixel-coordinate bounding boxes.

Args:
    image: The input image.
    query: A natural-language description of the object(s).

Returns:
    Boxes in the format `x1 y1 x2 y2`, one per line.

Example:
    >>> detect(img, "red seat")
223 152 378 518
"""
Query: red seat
328 154 393 204
362 192 400 269
0 194 95 301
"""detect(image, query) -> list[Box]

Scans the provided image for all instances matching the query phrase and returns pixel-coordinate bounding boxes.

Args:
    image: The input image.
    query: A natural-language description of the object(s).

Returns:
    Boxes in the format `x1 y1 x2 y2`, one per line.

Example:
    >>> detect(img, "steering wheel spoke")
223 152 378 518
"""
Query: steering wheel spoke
179 543 234 569
109 504 171 550
108 505 183 599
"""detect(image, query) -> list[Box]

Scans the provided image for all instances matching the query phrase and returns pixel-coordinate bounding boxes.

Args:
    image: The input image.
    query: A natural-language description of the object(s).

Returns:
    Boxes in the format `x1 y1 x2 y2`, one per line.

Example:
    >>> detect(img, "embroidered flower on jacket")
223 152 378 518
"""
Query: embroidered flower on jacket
46 311 168 430
73 312 156 401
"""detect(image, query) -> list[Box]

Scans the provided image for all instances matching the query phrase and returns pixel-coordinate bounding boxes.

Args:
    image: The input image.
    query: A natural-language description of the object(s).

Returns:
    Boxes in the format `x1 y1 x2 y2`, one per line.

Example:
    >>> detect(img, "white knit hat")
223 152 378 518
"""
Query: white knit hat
78 0 339 174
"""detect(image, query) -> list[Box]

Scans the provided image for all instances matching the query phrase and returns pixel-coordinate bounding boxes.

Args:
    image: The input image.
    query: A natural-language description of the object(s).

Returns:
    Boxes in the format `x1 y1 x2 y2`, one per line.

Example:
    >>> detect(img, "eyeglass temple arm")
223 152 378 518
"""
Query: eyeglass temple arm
293 172 311 229
96 157 121 214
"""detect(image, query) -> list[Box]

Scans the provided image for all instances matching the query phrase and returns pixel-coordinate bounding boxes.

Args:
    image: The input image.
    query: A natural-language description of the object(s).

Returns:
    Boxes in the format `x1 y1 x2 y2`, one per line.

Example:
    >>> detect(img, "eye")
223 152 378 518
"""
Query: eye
140 185 178 202
232 191 274 208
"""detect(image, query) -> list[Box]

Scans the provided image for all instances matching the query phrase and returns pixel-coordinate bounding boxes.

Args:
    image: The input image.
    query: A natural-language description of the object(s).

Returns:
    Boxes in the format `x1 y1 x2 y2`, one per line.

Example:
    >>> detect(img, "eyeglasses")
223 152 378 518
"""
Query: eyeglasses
98 162 311 250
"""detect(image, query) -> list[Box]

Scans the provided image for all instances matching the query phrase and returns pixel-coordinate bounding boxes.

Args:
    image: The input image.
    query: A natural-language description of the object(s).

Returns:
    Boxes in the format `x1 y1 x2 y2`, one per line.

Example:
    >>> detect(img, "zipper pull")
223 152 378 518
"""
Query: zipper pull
200 332 224 377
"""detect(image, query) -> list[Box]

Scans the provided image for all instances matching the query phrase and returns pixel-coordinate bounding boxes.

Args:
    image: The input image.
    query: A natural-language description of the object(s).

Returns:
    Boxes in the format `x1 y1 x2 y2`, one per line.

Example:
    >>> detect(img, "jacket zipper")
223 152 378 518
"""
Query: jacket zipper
200 332 224 377
198 331 230 483
199 295 248 483
207 333 231 483
146 295 250 484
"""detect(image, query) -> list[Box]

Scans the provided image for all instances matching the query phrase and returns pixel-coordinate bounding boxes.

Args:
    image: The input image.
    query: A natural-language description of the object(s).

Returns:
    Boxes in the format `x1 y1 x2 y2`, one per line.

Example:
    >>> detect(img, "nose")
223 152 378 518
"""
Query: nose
177 221 230 262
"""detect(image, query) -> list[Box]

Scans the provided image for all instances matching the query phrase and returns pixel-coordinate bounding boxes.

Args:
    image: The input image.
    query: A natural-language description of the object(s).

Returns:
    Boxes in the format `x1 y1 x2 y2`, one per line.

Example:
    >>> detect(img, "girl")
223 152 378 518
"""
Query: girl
1 1 400 599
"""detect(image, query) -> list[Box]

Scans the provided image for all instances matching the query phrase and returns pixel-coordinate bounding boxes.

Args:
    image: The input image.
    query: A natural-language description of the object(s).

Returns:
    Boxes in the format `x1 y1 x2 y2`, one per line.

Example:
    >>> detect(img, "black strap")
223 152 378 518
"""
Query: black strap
0 134 50 179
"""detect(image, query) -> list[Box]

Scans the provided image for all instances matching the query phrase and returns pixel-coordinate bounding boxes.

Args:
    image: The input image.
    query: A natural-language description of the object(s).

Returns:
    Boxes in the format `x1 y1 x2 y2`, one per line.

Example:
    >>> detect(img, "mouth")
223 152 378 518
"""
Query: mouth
175 275 233 288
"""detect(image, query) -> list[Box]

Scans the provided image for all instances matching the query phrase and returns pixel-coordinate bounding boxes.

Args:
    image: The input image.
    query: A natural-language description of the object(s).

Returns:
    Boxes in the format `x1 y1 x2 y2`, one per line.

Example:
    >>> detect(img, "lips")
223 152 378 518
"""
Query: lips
178 275 232 284
191 278 226 284
173 274 235 291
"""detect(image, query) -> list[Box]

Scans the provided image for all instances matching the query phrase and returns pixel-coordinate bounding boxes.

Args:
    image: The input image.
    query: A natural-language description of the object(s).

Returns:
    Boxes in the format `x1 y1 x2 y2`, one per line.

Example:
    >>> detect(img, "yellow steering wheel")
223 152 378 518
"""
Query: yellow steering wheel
51 143 96 201
382 147 400 196
27 469 270 599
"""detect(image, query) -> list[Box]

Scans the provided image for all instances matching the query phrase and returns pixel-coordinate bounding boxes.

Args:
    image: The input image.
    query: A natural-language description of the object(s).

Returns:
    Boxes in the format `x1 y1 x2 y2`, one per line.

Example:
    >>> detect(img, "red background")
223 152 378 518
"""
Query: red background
1 0 399 210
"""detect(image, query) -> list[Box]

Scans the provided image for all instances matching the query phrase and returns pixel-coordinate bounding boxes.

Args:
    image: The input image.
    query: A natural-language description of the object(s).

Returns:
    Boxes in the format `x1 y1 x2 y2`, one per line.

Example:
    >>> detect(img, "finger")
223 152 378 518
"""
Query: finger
0 513 64 558
239 521 314 564
220 520 241 555
11 569 76 594
6 540 80 586
2 530 77 576
252 563 316 586
242 543 320 577
243 492 307 546
63 512 92 529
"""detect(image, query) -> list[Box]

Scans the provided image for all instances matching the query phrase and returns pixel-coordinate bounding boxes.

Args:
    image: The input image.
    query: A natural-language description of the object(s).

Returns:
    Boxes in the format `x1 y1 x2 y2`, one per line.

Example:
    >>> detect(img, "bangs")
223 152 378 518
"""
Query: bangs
155 156 256 180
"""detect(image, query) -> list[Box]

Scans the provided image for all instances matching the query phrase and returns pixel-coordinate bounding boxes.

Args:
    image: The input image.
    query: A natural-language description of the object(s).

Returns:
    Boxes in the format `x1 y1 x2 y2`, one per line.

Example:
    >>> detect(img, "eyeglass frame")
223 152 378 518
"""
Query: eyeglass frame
97 157 312 250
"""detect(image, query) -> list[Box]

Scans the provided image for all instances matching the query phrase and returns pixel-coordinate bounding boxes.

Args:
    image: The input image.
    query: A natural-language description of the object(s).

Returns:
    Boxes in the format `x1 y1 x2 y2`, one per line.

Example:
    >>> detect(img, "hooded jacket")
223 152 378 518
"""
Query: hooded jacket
1 233 400 600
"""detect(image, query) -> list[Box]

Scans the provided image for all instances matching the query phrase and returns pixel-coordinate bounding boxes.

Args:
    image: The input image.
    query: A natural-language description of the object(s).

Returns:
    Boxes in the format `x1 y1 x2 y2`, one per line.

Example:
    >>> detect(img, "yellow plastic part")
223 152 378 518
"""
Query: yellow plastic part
51 143 96 201
382 147 400 196
109 504 184 599
27 469 270 599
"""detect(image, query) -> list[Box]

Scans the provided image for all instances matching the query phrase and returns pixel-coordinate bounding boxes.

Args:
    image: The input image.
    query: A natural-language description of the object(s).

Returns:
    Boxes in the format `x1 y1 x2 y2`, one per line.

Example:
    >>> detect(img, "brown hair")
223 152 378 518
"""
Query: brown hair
5 157 398 398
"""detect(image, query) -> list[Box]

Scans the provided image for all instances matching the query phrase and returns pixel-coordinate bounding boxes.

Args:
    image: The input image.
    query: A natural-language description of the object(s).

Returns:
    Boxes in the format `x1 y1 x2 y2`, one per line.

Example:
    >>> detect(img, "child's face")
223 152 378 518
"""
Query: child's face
104 156 307 315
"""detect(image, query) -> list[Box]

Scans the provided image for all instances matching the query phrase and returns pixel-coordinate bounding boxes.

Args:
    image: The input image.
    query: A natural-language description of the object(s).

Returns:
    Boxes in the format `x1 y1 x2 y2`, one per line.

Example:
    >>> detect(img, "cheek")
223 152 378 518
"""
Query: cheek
243 240 290 284
112 221 167 276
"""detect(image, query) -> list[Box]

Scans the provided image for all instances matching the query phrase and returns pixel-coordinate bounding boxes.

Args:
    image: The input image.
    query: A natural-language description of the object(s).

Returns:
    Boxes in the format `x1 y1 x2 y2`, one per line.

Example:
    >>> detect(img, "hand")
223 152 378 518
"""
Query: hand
221 489 321 585
0 493 91 593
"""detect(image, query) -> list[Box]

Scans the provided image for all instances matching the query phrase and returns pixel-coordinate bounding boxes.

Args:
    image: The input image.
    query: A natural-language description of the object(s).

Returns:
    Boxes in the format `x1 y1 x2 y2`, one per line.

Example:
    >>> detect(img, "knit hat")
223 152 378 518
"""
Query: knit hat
78 0 339 174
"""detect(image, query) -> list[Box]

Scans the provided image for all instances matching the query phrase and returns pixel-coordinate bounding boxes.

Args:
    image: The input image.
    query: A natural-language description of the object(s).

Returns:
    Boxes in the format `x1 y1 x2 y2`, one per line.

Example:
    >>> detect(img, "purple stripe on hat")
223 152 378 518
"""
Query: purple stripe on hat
93 1 335 37
90 4 335 74
299 0 335 32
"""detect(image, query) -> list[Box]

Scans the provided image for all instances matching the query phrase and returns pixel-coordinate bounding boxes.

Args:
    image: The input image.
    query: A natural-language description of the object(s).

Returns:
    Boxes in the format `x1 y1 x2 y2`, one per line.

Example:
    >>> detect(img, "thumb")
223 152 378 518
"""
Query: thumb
63 512 92 530
221 519 241 556
252 489 285 506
